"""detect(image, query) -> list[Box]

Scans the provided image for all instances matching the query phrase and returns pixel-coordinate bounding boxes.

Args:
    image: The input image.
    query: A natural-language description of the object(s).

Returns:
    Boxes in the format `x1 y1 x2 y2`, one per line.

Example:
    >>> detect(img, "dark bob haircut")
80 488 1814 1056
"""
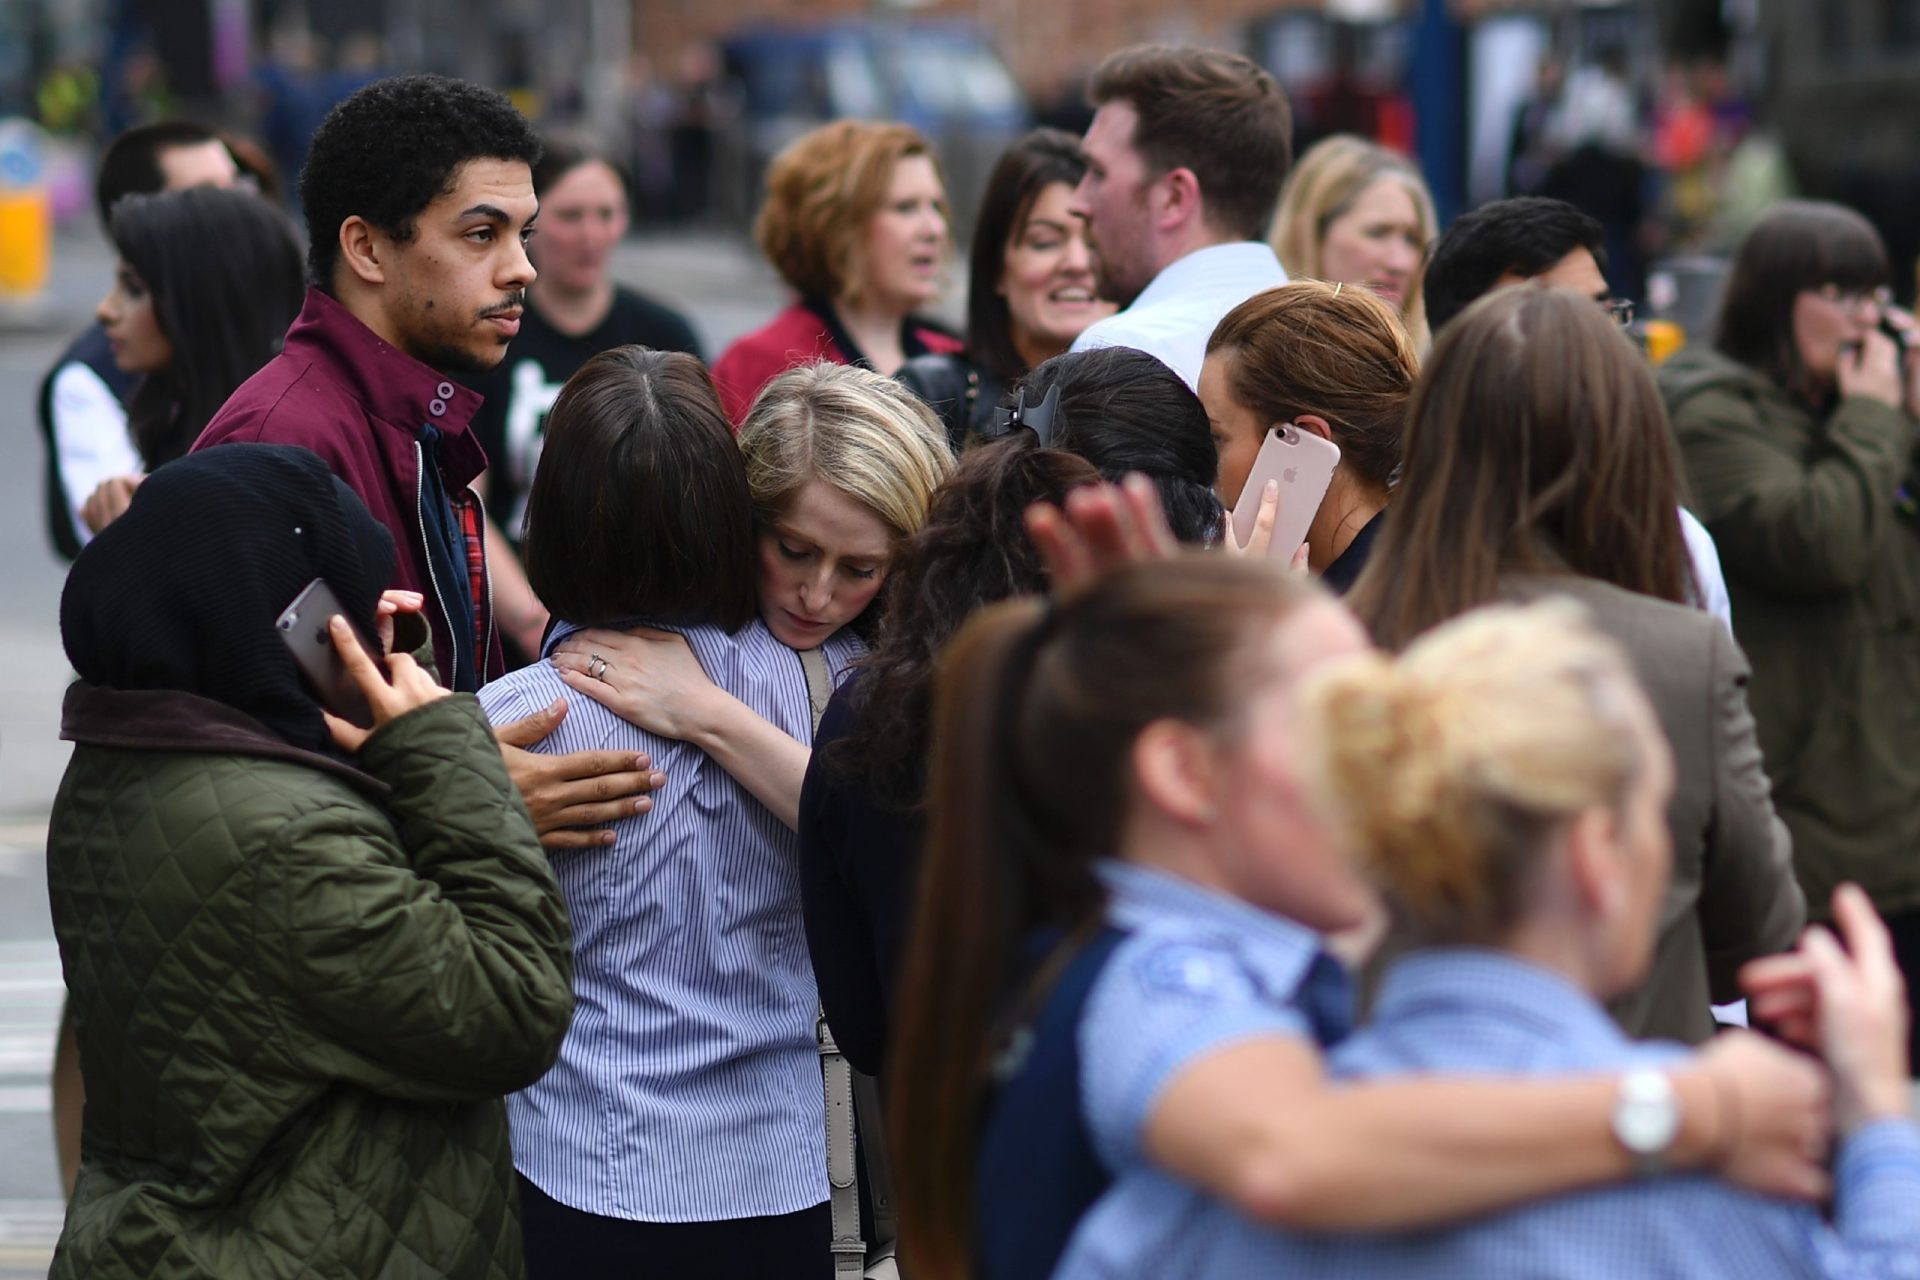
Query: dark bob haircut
1014 347 1225 544
1714 200 1890 401
300 74 542 290
522 347 757 631
109 186 305 468
966 129 1090 382
1423 196 1606 332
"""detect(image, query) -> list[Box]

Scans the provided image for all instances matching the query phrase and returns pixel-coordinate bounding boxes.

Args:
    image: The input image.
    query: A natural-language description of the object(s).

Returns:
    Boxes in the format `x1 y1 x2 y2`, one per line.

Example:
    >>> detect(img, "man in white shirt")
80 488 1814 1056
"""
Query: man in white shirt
38 122 240 558
1423 195 1735 628
1068 46 1294 389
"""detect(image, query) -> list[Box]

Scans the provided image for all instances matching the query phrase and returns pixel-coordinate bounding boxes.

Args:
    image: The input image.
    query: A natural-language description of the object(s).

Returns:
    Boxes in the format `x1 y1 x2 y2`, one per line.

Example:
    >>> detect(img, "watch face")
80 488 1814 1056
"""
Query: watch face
1617 1097 1680 1153
1615 1072 1680 1155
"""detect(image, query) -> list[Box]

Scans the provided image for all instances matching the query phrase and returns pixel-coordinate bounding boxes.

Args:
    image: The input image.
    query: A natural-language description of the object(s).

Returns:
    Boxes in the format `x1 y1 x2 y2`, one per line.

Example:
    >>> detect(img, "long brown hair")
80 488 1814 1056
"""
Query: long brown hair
889 555 1322 1279
1347 284 1692 650
1207 280 1418 493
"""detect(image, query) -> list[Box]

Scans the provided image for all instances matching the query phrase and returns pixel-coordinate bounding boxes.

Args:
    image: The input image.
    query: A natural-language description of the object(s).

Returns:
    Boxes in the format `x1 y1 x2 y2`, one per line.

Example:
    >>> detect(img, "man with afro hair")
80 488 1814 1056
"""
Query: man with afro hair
196 75 658 848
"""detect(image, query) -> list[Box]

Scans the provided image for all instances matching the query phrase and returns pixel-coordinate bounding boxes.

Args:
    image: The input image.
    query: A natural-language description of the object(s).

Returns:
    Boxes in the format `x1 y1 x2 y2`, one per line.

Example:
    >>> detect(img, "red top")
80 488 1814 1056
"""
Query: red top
710 300 963 425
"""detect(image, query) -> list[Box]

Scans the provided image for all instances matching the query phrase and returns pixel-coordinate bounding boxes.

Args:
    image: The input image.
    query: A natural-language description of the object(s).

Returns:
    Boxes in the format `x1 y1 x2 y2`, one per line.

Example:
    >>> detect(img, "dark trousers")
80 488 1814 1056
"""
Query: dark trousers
1883 905 1920 1066
518 1175 832 1280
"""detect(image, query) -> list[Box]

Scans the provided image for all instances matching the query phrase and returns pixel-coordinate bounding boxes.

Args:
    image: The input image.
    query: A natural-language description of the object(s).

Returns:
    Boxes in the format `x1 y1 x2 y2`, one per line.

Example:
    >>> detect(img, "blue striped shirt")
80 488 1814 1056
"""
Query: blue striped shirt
1055 948 1920 1279
477 618 859 1222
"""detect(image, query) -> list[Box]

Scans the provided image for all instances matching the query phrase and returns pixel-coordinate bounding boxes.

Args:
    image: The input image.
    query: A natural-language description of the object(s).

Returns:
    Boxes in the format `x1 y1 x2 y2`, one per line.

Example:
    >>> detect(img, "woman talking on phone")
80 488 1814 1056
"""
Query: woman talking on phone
1198 281 1416 586
1658 201 1920 1054
47 444 573 1280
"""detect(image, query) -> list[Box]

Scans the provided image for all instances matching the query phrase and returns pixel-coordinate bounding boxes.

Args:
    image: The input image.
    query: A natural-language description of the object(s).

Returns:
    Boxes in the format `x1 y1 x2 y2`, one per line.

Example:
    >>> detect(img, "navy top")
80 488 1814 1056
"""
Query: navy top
415 424 478 692
1320 510 1383 596
797 674 923 1076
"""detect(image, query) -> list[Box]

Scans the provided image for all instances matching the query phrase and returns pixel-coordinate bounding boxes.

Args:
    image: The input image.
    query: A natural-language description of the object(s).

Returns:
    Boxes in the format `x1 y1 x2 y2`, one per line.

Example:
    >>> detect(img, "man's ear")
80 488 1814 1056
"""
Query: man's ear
1153 167 1203 235
337 215 387 288
1131 719 1219 827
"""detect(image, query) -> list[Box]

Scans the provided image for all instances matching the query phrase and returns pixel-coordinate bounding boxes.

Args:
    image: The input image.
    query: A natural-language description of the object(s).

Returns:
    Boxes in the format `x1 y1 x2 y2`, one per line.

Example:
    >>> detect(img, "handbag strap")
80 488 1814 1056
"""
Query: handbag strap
800 646 868 1275
799 646 834 734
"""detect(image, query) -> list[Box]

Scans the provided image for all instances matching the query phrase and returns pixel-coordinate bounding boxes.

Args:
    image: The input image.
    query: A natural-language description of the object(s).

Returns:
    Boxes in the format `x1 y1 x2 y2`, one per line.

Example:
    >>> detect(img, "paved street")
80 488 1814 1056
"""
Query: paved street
0 217 817 1277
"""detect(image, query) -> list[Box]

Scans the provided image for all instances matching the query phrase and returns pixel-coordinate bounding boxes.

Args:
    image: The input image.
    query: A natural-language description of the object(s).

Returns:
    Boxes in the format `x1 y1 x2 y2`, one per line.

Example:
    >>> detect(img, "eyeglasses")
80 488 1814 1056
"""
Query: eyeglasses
1600 298 1635 328
1813 284 1893 314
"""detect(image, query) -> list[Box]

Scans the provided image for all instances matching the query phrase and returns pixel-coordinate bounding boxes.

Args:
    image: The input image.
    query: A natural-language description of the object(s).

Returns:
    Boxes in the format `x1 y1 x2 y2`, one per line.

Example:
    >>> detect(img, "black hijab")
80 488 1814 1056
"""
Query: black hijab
61 445 396 755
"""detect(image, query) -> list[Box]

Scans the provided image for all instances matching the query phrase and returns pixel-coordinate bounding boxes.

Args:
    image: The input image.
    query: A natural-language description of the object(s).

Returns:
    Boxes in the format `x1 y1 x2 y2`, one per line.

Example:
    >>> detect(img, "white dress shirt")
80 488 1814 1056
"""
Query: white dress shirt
1070 242 1290 389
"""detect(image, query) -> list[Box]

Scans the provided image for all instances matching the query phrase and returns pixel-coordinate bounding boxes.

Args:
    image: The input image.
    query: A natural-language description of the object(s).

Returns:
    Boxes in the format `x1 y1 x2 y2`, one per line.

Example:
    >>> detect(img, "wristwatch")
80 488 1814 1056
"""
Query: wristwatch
1612 1068 1681 1177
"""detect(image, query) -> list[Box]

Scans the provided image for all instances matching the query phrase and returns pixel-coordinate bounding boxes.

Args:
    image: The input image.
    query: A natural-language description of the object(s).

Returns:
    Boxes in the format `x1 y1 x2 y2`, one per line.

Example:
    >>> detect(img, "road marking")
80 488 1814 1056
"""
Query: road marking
0 1197 62 1240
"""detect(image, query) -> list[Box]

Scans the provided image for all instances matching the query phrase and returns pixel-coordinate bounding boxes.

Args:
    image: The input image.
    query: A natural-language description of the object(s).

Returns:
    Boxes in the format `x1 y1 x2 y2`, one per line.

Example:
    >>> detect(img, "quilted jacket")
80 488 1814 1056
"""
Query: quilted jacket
47 685 574 1279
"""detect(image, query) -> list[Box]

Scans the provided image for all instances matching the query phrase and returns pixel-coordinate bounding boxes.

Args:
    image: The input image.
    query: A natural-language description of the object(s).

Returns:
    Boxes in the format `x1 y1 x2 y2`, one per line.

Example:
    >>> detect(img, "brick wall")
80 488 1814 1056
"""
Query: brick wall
633 0 1331 93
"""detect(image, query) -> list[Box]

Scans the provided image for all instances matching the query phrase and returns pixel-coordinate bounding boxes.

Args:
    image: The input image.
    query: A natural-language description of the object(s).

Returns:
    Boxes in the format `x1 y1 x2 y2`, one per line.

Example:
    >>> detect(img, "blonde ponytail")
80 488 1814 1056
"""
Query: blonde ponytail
1300 602 1649 943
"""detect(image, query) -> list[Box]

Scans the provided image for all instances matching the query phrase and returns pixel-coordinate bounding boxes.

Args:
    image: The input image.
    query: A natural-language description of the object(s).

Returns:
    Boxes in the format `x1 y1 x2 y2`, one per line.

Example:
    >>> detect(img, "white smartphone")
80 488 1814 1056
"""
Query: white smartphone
1229 425 1342 557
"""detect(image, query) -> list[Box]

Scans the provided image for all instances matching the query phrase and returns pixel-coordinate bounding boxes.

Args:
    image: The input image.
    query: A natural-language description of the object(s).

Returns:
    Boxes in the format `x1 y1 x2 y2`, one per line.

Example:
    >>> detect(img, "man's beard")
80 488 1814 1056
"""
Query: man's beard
1096 255 1147 310
403 292 525 374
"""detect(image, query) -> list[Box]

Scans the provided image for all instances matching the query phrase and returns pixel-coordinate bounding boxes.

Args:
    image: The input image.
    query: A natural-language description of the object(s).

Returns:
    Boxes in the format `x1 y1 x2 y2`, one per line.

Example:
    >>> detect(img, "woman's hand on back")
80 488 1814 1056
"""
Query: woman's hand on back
322 614 449 752
550 627 724 743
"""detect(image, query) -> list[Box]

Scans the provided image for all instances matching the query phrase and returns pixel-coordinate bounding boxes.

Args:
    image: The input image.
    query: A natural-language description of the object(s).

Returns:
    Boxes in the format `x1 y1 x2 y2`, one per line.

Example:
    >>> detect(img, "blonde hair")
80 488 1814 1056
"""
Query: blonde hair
1269 135 1437 347
1299 602 1649 944
739 362 955 549
754 120 947 306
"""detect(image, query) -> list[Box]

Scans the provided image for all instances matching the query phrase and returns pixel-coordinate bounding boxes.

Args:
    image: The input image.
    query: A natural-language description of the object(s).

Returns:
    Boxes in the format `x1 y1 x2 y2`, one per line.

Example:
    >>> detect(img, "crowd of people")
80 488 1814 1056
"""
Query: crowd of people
32 40 1920 1280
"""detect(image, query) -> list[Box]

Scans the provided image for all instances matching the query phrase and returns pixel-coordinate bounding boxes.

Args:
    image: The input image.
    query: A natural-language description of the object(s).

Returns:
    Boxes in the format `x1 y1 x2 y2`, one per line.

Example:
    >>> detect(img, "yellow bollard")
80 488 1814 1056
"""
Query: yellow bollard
0 186 52 297
0 118 52 301
1642 319 1686 367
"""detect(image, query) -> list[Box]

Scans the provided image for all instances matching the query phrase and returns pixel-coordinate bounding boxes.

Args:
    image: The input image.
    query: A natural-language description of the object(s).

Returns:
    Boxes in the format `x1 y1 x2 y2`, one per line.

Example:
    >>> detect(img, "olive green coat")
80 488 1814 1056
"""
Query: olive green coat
1659 347 1920 918
47 687 574 1279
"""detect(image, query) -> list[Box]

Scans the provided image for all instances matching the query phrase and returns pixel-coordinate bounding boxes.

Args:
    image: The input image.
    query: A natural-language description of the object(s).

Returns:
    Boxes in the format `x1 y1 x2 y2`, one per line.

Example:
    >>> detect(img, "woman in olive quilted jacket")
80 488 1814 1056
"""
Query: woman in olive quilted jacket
46 444 574 1279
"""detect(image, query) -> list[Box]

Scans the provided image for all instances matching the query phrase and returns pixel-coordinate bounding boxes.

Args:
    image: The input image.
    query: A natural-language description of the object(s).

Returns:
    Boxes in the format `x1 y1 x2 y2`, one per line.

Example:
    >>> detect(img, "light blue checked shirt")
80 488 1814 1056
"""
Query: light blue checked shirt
1075 862 1352 1175
1054 947 1920 1279
478 618 859 1223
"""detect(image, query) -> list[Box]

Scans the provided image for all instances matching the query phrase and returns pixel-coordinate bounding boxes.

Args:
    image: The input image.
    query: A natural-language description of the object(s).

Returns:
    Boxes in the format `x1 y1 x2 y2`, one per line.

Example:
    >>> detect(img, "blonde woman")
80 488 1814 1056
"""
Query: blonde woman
1055 603 1920 1278
1269 135 1437 348
552 361 953 828
712 120 963 422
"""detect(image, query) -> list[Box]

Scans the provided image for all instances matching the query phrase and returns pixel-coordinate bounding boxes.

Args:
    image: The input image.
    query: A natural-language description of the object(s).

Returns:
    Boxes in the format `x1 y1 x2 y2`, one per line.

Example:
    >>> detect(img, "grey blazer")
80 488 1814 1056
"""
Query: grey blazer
1503 574 1805 1042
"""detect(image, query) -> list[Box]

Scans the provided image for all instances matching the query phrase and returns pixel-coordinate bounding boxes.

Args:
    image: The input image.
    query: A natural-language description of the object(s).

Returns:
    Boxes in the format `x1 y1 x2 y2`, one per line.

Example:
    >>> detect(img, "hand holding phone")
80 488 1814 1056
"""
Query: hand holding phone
276 578 379 728
317 615 449 752
1229 425 1341 561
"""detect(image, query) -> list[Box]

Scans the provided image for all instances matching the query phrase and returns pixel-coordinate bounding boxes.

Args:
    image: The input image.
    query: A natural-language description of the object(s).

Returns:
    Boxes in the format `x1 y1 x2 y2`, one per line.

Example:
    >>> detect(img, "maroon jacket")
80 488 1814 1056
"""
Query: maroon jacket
193 288 502 687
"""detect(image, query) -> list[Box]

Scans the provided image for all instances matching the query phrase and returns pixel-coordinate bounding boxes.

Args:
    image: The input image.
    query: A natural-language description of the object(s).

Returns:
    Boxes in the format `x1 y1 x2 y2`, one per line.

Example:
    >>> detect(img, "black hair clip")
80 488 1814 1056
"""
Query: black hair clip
986 383 1061 449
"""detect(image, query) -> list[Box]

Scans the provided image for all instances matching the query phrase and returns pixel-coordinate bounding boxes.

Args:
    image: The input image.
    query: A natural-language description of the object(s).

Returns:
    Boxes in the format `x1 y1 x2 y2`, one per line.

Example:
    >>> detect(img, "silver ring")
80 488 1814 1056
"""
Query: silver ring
586 653 609 681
